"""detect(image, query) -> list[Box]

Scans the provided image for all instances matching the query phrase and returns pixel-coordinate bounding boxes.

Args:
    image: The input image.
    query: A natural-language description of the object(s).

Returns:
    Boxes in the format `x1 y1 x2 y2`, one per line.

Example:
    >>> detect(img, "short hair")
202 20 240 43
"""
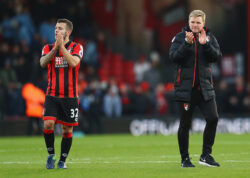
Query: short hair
57 18 73 32
189 10 206 22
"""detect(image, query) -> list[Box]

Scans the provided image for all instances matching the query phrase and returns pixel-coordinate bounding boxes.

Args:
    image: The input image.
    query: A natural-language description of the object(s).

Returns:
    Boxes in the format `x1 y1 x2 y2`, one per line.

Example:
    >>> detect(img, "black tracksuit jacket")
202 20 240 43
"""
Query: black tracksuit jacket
169 26 222 102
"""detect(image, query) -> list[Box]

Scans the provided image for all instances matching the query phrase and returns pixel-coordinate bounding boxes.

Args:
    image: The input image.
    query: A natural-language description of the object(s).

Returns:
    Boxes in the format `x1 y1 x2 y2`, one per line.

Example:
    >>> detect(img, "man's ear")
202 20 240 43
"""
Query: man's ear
68 30 72 36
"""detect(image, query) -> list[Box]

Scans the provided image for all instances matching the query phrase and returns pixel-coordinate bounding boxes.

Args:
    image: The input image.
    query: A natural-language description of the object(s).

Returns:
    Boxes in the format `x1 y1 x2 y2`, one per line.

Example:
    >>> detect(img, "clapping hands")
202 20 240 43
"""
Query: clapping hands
198 29 207 45
185 29 207 45
185 31 194 44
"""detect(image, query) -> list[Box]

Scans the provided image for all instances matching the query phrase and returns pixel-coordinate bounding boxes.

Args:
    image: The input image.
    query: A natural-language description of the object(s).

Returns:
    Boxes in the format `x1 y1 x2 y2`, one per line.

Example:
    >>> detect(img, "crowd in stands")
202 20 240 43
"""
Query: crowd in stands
0 0 249 125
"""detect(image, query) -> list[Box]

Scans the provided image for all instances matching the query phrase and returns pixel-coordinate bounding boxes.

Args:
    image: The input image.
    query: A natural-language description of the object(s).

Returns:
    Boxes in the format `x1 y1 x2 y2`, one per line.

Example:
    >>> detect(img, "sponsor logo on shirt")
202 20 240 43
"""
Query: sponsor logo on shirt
55 57 68 68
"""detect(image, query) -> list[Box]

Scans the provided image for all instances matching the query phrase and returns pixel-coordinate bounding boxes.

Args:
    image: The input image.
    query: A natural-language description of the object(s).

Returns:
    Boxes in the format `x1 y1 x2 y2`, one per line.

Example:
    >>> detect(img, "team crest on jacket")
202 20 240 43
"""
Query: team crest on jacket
206 36 210 42
184 103 190 111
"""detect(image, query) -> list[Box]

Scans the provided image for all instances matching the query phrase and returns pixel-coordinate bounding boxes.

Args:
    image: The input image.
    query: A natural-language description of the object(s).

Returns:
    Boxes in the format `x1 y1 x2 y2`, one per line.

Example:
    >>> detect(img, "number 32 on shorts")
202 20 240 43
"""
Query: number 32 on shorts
70 108 79 122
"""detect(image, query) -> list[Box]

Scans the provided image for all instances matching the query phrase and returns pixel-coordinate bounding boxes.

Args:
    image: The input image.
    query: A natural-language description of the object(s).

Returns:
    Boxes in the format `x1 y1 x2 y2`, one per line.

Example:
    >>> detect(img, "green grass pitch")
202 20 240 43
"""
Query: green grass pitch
0 134 250 178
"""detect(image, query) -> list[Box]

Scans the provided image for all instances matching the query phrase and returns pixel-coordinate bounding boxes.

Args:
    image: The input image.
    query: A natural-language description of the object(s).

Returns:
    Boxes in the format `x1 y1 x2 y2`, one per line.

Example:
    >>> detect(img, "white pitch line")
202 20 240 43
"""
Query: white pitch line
0 160 179 165
70 152 250 161
1 160 250 165
0 148 44 153
1 152 250 165
72 156 180 161
224 160 250 163
1 162 41 164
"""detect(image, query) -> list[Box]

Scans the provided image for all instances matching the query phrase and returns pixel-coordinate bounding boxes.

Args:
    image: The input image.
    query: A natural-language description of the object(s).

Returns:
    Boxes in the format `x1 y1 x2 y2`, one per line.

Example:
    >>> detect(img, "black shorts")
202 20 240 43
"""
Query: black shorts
43 95 79 126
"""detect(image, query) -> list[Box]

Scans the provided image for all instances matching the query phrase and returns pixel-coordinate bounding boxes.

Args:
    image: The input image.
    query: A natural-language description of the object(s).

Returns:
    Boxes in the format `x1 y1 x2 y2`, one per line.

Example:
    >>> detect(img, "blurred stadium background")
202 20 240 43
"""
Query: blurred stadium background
0 0 249 136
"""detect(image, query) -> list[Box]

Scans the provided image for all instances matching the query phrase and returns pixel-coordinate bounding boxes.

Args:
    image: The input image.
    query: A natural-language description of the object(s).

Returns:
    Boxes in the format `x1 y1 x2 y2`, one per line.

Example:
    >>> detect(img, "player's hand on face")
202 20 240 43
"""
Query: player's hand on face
55 33 64 49
198 29 207 45
54 35 61 49
58 33 64 47
185 31 194 44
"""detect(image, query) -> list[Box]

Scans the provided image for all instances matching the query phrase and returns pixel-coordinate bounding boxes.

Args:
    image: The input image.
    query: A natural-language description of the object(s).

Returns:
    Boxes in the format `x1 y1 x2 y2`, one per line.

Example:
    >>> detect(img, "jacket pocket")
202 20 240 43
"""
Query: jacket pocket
177 68 181 84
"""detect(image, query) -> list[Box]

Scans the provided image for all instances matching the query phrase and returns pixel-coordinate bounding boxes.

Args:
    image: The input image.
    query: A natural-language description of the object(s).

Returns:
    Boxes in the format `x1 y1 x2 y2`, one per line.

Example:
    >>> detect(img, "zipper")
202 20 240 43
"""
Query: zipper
210 68 213 84
177 68 181 84
192 37 197 87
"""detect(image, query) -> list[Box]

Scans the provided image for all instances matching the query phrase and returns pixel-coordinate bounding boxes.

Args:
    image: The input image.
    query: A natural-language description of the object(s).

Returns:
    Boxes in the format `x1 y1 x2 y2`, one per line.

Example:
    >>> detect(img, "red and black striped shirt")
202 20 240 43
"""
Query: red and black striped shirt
41 41 84 98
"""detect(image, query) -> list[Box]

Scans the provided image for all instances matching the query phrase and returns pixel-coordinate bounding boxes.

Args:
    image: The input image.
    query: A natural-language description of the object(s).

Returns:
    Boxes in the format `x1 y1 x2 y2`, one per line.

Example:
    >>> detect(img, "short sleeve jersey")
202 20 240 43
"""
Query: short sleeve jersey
41 41 84 98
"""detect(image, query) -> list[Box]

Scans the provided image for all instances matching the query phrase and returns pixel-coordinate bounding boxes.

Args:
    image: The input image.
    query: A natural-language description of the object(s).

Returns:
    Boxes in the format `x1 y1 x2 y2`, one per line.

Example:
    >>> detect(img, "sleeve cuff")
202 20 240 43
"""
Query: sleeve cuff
73 54 81 59
202 42 210 48
184 40 193 47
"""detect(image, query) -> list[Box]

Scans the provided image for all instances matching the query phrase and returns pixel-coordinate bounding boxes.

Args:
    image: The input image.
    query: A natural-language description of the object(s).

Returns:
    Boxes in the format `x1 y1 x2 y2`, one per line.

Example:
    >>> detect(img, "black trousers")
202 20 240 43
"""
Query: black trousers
177 88 219 160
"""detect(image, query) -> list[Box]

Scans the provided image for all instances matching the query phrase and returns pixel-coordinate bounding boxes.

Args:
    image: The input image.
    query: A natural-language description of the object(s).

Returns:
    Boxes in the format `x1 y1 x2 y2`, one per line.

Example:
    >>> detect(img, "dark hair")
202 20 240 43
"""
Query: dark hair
57 18 73 32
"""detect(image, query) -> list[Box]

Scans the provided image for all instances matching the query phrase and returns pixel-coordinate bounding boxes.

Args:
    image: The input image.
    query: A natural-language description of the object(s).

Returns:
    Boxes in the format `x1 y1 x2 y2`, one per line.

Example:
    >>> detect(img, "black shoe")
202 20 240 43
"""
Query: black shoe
181 157 195 168
199 154 220 167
